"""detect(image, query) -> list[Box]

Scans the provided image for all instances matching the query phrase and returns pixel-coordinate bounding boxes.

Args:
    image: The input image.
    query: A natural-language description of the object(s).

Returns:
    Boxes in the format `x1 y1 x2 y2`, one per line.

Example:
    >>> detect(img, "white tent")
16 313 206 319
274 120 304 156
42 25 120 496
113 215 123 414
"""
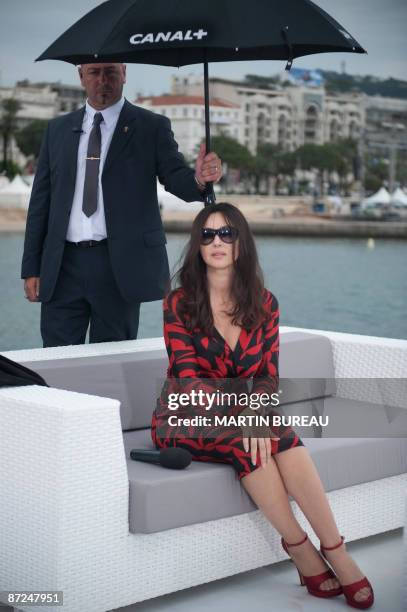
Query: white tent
390 187 407 207
0 176 10 190
157 181 204 213
22 174 36 187
0 175 32 209
327 195 343 212
361 187 391 208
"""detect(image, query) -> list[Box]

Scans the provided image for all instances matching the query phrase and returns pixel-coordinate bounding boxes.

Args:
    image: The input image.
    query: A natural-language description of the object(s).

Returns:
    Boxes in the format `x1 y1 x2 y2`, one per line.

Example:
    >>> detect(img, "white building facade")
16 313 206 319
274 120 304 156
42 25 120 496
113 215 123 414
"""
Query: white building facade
171 74 367 155
135 94 241 161
0 81 85 167
1 74 405 176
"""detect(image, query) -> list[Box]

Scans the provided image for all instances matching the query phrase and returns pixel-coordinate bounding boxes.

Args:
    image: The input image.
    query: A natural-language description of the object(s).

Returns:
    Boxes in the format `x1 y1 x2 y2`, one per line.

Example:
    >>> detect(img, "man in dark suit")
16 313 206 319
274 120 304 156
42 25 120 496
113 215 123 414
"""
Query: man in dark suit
22 63 222 347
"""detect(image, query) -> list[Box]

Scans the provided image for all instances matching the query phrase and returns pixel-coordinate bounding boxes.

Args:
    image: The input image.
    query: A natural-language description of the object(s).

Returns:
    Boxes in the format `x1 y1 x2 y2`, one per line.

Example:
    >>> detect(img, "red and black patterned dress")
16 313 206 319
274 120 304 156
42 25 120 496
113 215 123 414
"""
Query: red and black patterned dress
151 287 304 480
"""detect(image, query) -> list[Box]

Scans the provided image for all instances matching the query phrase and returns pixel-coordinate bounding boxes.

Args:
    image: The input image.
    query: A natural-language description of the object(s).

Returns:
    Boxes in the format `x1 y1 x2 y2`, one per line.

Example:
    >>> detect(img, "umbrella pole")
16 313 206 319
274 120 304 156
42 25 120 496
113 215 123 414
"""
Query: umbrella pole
203 51 216 206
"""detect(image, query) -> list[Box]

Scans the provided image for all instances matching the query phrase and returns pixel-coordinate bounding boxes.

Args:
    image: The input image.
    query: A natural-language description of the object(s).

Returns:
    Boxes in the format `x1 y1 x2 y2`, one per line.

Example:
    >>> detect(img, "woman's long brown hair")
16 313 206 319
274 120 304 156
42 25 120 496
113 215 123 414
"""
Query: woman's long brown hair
170 202 272 335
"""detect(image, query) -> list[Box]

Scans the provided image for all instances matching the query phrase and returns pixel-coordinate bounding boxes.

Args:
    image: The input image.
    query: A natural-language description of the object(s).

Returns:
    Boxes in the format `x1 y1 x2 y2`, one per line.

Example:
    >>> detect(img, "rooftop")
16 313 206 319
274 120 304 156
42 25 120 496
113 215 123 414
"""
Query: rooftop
135 94 239 108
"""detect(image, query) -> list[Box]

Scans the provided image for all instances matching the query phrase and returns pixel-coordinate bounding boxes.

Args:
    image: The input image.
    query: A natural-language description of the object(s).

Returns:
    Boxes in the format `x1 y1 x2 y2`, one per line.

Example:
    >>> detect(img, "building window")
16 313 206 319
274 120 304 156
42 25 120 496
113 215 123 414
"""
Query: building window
330 120 340 141
349 121 360 138
183 107 188 117
304 106 318 140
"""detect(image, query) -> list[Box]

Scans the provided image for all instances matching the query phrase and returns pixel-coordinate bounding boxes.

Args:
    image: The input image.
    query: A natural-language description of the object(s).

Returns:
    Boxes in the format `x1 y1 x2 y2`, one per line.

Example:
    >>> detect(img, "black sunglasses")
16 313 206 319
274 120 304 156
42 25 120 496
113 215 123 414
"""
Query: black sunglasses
201 225 239 245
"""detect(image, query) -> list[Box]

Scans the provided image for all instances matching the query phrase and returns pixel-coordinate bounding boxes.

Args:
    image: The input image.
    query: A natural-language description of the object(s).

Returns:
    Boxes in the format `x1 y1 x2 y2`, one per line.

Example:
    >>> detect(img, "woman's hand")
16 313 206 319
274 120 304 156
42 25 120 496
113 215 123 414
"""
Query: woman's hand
238 405 280 468
243 434 280 468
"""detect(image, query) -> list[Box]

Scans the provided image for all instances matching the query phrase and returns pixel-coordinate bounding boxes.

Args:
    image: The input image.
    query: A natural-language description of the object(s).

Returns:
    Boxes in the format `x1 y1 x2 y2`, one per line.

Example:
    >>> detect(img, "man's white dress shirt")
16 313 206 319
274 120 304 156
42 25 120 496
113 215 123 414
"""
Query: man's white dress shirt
66 96 125 242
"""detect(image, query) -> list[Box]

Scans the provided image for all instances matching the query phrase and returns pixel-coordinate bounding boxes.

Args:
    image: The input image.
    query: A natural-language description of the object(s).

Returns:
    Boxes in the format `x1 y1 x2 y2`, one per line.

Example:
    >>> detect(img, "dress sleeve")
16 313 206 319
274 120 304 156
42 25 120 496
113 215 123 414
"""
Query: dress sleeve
160 290 219 413
163 289 205 378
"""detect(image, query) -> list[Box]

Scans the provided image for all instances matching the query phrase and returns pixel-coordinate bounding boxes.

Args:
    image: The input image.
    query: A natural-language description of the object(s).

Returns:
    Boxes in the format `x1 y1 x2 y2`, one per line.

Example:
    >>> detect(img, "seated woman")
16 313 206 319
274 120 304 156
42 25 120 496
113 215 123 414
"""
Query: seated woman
151 202 374 609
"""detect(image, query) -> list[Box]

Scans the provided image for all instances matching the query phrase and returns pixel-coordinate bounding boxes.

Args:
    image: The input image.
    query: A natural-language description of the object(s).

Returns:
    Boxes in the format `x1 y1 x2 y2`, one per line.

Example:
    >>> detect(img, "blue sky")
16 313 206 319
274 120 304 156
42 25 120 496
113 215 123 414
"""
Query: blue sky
1 0 406 101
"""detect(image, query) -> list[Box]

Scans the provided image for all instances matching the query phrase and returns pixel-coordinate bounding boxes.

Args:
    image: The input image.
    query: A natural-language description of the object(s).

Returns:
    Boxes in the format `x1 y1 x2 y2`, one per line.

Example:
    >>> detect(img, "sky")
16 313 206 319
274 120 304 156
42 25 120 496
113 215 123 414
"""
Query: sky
1 0 406 101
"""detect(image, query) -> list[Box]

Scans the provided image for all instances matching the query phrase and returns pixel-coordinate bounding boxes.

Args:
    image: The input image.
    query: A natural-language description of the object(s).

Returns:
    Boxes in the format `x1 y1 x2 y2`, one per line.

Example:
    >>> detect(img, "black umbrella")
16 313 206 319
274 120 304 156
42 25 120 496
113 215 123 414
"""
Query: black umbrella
37 0 366 204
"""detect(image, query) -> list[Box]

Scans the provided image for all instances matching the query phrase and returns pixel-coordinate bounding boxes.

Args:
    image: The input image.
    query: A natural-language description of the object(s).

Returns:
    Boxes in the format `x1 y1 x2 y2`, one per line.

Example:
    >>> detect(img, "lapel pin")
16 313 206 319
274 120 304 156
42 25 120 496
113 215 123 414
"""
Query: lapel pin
123 126 129 133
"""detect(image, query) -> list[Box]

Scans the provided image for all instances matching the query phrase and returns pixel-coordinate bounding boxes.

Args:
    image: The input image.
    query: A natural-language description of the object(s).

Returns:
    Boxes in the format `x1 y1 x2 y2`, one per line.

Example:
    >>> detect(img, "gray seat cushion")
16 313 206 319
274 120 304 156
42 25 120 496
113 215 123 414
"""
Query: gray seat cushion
123 396 407 533
23 331 336 431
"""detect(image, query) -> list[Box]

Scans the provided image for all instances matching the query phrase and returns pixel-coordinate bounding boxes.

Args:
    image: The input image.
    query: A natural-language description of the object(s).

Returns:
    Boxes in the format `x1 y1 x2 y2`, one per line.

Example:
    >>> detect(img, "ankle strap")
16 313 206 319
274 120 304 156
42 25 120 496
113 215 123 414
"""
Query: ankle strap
284 532 308 547
321 535 345 551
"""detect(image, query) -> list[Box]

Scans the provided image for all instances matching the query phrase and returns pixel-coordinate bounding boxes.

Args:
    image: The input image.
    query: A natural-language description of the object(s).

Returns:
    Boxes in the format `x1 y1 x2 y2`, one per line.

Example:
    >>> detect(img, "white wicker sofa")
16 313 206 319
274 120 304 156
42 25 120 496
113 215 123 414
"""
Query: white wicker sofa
0 327 406 612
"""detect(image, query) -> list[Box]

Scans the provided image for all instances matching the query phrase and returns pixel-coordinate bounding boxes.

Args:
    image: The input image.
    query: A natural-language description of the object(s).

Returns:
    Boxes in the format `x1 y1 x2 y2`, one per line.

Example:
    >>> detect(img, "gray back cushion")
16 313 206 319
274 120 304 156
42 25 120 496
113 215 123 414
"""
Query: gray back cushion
277 332 336 406
22 331 335 431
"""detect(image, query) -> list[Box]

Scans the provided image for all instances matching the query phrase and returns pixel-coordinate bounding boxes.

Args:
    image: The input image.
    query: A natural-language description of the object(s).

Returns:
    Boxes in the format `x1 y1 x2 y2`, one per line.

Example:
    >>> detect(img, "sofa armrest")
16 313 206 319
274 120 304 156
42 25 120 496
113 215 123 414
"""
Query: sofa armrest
281 327 407 406
0 385 129 596
325 334 407 379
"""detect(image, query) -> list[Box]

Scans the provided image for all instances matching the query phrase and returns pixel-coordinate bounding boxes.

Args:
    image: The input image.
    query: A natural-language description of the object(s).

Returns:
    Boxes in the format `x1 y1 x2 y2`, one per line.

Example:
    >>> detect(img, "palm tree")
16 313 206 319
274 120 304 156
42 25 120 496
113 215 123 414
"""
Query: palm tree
0 98 22 177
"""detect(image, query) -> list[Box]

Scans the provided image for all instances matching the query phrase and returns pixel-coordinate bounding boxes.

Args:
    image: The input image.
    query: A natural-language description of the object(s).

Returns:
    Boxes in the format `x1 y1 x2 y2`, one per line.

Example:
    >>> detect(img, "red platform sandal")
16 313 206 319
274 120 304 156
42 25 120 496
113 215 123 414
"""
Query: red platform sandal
320 535 374 609
281 532 343 598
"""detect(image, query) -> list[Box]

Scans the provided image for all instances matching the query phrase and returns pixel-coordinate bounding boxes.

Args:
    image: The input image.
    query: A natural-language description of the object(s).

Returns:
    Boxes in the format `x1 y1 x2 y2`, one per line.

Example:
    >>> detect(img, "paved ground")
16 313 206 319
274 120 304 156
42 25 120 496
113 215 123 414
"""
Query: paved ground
1 197 406 238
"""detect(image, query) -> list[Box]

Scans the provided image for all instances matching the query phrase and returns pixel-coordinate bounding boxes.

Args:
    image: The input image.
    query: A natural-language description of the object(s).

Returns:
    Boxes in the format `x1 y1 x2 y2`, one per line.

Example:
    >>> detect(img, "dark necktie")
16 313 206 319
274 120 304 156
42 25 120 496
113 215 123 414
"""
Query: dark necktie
82 112 104 217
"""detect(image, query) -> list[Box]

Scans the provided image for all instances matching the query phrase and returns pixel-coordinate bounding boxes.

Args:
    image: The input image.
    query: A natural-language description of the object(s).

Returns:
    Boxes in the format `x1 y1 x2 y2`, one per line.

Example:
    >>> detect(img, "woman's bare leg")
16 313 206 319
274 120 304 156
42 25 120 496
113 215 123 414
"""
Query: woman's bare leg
272 446 372 602
241 455 339 591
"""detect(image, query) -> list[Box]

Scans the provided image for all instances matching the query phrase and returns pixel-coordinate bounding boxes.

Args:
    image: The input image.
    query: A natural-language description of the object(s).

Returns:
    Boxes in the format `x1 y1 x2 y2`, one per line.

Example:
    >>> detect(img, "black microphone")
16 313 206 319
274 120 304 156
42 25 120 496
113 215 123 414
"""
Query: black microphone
72 127 84 133
130 447 192 469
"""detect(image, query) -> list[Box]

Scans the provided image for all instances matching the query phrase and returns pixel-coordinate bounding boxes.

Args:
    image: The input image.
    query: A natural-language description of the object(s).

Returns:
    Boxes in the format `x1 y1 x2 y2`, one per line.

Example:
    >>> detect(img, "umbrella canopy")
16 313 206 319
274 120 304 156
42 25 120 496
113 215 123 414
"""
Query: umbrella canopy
37 0 366 204
37 0 366 66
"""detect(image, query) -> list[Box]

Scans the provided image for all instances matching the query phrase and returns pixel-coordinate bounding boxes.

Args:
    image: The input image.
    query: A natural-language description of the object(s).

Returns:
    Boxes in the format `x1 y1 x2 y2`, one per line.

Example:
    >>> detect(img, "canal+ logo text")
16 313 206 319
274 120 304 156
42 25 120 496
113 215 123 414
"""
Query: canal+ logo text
129 30 208 45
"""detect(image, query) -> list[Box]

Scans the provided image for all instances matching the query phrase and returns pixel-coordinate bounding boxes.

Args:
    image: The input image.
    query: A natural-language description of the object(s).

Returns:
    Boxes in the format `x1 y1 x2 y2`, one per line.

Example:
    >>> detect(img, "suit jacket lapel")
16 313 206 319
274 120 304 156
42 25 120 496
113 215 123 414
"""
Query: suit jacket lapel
103 99 138 174
64 106 86 188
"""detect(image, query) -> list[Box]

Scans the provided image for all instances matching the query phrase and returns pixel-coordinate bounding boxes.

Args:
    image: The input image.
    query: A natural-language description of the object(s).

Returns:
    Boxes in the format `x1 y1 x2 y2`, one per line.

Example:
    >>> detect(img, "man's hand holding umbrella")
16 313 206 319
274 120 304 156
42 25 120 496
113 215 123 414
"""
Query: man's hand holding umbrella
194 143 223 192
